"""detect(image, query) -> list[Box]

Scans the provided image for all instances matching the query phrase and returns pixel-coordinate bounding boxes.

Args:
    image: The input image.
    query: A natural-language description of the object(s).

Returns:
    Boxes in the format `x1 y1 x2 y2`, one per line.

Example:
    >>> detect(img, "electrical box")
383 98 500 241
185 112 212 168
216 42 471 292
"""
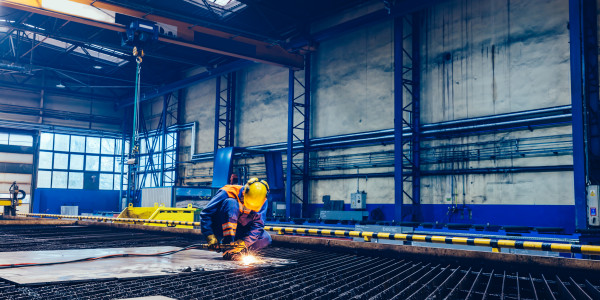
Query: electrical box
588 185 599 226
272 202 286 218
351 192 367 210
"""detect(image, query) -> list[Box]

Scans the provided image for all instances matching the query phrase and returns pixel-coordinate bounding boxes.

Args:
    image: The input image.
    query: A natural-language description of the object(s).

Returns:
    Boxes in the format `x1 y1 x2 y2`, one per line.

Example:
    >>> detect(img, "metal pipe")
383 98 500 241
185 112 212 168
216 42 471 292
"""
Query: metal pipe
190 108 573 162
309 165 572 180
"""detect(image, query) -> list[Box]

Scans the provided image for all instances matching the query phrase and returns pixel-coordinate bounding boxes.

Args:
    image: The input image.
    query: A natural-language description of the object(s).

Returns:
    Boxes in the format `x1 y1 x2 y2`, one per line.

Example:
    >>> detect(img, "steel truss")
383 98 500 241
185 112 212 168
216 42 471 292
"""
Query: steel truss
395 13 421 222
214 73 236 153
131 92 179 201
286 55 311 218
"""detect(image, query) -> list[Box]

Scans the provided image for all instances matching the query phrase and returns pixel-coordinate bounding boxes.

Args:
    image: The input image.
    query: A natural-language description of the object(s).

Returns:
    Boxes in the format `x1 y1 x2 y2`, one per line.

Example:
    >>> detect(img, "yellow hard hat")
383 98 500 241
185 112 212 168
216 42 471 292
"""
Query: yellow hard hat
242 178 269 211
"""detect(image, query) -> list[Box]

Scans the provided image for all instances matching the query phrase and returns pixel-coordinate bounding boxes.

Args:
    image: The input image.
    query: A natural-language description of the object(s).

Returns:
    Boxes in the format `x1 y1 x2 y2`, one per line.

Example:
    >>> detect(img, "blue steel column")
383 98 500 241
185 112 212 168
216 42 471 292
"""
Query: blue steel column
393 17 404 222
569 0 591 229
160 94 168 186
286 69 294 219
303 54 311 217
228 73 236 147
213 76 222 155
411 13 422 221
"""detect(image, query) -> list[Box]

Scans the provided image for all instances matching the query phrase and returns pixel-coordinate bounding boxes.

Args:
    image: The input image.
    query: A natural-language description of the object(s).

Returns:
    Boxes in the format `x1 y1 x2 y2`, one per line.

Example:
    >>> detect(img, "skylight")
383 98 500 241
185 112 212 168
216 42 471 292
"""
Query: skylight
183 0 246 18
210 0 233 6
42 0 116 24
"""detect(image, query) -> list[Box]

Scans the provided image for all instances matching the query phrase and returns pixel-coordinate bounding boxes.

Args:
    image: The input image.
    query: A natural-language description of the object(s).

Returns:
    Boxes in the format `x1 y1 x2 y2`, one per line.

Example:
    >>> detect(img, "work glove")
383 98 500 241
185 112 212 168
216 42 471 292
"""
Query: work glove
206 234 219 251
223 240 246 260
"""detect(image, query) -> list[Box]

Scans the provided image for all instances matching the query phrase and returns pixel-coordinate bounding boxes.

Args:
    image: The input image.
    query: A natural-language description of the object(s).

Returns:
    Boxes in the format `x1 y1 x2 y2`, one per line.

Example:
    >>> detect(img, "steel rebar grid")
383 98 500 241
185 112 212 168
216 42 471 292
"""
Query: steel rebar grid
0 225 598 299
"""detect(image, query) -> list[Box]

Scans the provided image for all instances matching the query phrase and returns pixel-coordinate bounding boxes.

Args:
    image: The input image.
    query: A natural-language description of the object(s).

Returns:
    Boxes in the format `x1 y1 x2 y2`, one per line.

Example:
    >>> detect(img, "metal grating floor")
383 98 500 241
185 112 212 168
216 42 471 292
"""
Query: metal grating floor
0 225 599 299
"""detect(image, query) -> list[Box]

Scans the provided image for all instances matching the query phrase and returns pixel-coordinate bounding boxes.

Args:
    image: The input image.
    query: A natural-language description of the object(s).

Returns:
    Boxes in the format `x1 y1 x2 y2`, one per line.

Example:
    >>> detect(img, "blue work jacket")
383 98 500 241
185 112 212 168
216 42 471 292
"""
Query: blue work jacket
200 185 268 245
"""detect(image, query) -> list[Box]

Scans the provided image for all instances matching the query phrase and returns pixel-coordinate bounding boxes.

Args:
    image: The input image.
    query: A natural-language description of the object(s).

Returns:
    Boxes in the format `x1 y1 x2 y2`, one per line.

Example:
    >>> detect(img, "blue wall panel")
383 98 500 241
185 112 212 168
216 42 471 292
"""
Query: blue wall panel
306 204 576 233
33 188 121 215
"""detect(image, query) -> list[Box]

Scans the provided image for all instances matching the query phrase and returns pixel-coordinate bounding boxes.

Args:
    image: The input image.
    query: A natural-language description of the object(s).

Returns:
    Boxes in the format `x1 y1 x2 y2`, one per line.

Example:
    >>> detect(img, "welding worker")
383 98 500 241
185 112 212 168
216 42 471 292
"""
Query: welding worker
201 177 272 260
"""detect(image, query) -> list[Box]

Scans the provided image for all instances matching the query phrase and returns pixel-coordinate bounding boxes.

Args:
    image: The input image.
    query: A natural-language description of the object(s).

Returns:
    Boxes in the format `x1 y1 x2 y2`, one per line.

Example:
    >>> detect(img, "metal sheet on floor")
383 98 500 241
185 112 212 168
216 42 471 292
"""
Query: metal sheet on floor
0 246 293 285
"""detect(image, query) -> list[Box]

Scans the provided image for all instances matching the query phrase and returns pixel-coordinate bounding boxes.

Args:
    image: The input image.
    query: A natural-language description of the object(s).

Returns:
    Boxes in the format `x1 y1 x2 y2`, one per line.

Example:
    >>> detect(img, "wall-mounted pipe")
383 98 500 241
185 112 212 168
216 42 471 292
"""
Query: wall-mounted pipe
190 106 572 162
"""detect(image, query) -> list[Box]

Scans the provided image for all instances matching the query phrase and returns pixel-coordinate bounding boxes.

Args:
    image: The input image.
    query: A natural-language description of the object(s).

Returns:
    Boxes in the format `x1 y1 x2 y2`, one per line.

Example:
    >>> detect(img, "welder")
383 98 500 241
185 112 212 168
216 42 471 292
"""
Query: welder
200 177 272 260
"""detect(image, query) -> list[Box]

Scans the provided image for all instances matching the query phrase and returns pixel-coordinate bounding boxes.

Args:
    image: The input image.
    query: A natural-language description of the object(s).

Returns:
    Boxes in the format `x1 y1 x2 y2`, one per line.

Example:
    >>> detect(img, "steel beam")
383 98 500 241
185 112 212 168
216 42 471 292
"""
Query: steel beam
286 56 311 219
2 0 303 68
286 69 294 219
394 17 404 223
213 73 235 154
569 0 596 230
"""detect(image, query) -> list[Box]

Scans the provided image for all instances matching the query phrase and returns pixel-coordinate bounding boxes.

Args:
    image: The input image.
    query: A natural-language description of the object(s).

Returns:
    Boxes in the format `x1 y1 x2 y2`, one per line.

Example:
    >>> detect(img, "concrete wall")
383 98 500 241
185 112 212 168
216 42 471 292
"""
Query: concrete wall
0 85 123 132
178 0 575 224
421 0 570 123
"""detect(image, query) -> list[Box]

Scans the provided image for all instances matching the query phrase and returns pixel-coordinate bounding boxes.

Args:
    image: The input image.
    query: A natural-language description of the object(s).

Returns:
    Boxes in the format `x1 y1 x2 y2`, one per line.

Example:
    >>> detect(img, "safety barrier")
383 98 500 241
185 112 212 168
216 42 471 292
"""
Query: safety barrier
18 213 201 228
264 225 600 256
17 213 600 256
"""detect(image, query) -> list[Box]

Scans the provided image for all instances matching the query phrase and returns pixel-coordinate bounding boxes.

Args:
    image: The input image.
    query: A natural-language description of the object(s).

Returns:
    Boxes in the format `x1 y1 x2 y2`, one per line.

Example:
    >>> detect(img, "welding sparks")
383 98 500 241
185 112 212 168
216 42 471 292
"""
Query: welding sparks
240 254 258 265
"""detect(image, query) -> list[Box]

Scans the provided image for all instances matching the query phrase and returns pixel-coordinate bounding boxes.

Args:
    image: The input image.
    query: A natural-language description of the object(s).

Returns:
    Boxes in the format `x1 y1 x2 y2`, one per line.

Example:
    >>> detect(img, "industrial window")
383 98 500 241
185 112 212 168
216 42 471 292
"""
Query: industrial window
37 133 128 190
137 132 177 187
0 133 33 147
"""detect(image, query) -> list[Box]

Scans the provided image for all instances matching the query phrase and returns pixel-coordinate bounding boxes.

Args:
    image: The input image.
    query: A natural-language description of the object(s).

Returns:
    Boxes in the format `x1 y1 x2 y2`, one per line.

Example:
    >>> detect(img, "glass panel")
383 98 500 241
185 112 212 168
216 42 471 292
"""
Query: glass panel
40 133 53 150
86 137 100 154
52 171 68 188
138 156 146 171
38 151 53 169
70 135 85 152
54 134 70 151
53 153 68 169
0 133 8 145
70 154 84 170
101 138 114 154
114 174 121 190
114 158 123 173
99 174 113 190
37 170 52 188
165 152 174 164
166 133 175 150
164 171 175 185
68 172 83 189
140 139 146 154
125 141 130 154
9 134 32 146
115 139 122 155
85 155 99 171
151 136 162 152
153 154 161 166
100 156 113 172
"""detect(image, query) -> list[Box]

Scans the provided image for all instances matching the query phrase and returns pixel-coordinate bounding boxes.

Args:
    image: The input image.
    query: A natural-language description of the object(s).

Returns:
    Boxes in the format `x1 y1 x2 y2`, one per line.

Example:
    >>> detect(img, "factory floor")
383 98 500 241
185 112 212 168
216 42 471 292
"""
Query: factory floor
0 224 598 299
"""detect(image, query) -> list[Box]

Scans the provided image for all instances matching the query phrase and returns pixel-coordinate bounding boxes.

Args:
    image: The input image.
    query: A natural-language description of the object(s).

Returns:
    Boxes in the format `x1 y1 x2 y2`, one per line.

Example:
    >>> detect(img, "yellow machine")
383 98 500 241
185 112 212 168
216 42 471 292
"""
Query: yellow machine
116 203 197 229
1 182 25 216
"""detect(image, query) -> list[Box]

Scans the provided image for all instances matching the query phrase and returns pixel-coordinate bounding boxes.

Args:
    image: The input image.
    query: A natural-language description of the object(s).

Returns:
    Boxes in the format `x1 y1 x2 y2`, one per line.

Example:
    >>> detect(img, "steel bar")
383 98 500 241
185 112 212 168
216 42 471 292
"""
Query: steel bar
0 225 597 299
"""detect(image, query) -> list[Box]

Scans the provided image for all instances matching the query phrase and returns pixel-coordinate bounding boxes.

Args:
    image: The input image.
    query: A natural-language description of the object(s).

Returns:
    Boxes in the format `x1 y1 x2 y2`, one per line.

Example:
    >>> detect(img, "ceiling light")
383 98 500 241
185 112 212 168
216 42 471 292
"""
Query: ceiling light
93 65 103 69
42 0 116 23
56 82 65 88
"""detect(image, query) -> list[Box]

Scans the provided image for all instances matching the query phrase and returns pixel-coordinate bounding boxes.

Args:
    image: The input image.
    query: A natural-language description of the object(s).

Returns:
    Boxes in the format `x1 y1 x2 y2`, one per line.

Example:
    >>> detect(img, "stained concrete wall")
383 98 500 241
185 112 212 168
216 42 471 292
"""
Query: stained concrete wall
0 85 123 132
178 0 576 220
421 0 570 123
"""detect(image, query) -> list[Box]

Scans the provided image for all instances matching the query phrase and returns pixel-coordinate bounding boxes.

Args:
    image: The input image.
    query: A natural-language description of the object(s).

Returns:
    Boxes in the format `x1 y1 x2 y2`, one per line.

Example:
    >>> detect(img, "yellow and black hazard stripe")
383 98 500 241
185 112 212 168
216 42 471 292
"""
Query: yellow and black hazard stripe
19 213 202 228
264 226 600 256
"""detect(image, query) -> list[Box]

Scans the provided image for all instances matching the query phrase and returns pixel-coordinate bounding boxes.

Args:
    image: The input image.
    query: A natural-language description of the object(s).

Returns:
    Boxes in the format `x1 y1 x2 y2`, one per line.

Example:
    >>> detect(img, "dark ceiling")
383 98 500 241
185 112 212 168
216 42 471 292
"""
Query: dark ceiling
0 0 368 100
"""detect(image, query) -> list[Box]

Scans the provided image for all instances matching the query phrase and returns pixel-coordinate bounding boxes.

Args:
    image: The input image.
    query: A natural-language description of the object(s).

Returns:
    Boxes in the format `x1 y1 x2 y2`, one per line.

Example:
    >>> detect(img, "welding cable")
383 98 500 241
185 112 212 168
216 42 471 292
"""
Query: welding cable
0 243 241 269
